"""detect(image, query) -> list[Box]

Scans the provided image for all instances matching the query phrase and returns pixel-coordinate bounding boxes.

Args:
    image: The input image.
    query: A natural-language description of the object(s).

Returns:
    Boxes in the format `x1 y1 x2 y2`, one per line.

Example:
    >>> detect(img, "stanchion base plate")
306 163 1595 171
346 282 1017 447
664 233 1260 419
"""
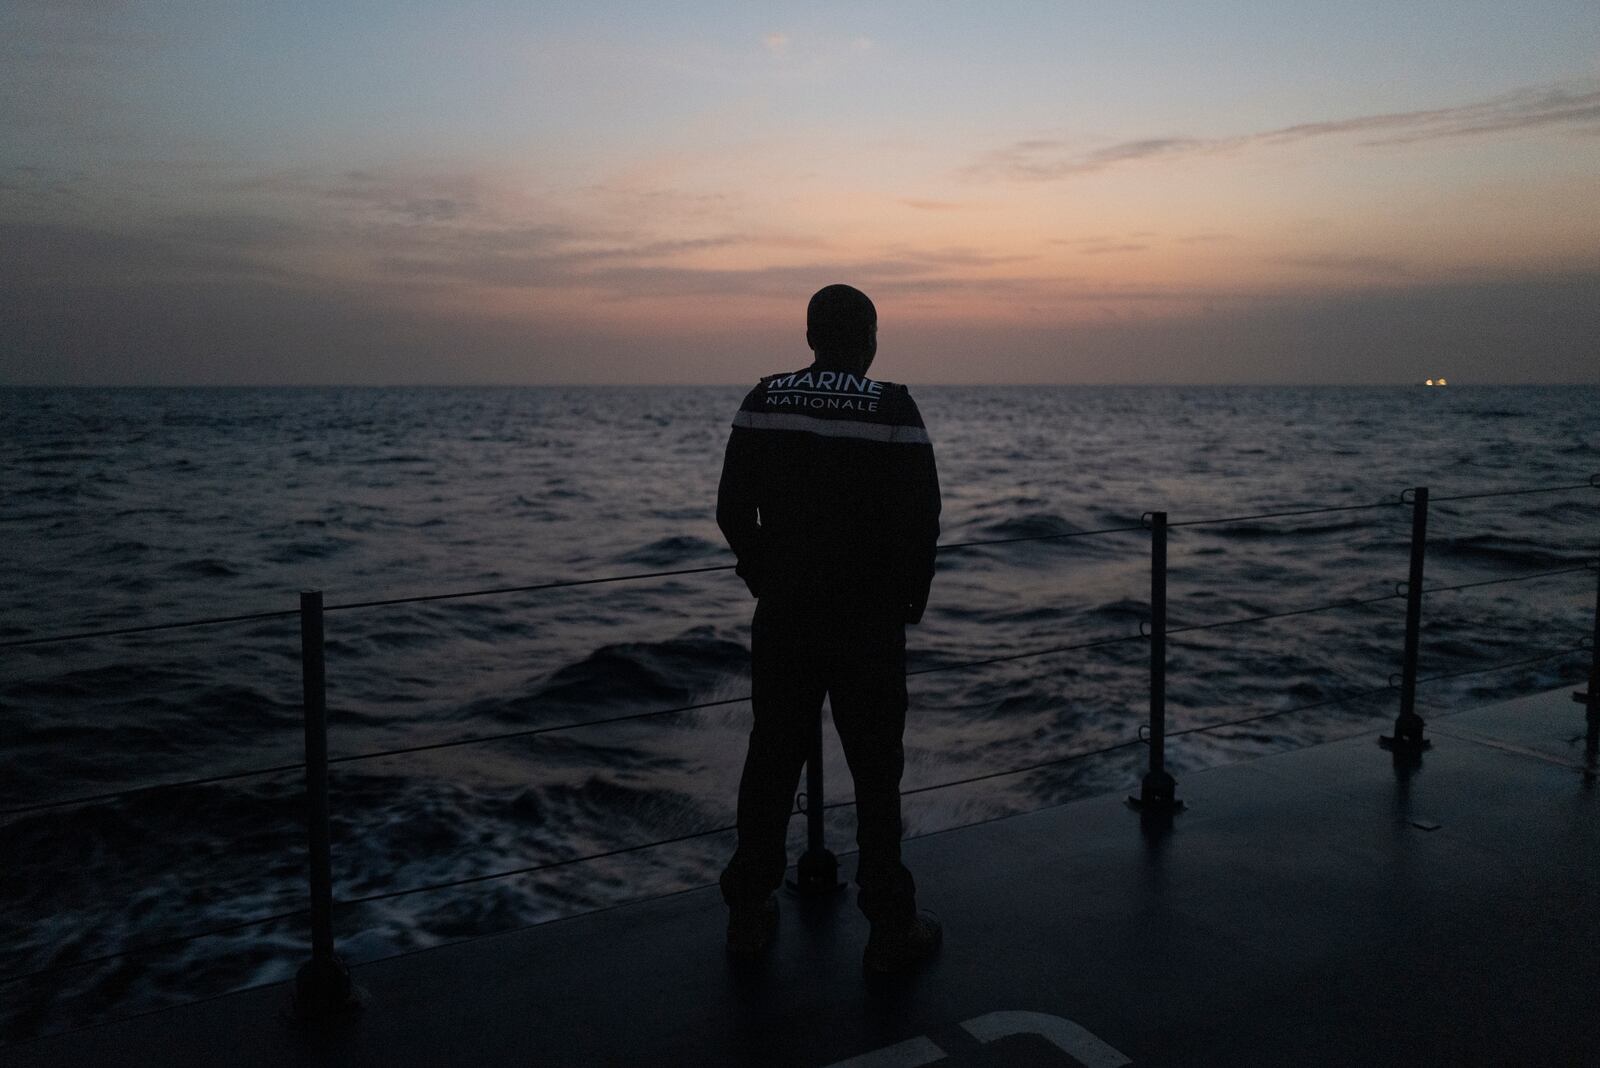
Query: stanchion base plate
1125 796 1186 813
786 849 845 896
288 955 361 1026
1378 735 1433 754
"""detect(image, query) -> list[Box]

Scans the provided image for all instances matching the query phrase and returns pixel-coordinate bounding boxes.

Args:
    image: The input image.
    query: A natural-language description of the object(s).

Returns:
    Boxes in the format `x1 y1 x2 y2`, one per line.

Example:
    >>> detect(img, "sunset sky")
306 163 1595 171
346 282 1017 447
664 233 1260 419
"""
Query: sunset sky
3 2 1598 384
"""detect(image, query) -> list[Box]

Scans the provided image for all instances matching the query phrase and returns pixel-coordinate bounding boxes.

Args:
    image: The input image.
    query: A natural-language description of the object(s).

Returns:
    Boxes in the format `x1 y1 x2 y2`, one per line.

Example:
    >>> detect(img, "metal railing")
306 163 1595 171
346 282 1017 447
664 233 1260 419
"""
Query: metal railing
2 476 1597 1021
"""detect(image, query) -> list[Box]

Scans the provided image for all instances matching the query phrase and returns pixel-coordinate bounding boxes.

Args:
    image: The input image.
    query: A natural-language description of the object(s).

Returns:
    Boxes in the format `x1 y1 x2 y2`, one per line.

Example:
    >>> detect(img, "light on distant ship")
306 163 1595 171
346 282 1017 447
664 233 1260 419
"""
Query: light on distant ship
1438 377 1448 385
1425 379 1434 386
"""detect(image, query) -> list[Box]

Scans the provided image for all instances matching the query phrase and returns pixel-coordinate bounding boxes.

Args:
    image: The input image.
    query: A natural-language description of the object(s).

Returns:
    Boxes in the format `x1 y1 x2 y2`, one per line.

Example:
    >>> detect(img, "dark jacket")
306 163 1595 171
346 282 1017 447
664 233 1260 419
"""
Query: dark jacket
716 365 941 623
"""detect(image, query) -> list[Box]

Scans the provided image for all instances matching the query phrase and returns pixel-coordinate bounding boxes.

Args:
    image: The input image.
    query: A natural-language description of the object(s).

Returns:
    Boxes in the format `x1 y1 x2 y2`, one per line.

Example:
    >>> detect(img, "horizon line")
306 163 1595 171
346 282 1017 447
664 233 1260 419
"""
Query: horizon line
2 380 1595 390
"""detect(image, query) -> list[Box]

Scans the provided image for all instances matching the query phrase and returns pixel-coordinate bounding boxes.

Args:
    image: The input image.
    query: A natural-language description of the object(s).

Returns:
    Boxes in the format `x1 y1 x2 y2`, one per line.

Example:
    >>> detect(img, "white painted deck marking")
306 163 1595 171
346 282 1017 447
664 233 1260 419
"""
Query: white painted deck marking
960 1010 1130 1067
821 1034 946 1068
821 1010 1127 1067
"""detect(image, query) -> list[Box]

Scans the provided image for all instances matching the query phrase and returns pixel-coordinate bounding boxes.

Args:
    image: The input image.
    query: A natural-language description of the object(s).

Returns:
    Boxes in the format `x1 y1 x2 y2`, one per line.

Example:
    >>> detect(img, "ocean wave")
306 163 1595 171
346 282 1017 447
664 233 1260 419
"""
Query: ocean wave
4 383 1594 1042
503 774 698 831
112 507 183 519
0 508 61 524
1196 517 1385 540
265 537 357 563
1084 597 1149 624
618 535 724 568
190 684 299 728
1429 534 1584 571
15 483 111 502
341 626 448 651
92 539 152 559
966 512 1077 540
527 628 747 712
166 558 241 579
954 513 1134 558
3 661 198 703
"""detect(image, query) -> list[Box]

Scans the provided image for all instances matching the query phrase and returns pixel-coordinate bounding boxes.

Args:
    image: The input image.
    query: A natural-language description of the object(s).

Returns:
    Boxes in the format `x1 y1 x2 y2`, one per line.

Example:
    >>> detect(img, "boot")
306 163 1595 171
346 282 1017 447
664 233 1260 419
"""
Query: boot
863 909 942 975
726 894 778 959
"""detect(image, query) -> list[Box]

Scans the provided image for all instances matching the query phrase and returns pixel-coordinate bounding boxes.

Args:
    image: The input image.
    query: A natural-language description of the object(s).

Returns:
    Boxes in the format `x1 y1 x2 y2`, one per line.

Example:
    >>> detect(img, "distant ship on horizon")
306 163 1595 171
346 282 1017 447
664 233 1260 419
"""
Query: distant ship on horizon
1424 377 1449 386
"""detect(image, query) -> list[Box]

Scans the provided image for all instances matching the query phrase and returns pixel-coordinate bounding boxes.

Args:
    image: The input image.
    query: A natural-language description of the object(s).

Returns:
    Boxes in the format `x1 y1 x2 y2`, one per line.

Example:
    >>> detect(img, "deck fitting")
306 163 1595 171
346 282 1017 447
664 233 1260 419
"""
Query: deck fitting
291 954 359 1024
787 847 844 896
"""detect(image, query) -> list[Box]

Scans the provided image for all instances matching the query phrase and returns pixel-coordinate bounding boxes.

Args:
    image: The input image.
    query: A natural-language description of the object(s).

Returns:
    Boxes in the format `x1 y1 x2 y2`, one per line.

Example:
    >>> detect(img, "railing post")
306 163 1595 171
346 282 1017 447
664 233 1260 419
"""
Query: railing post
1130 511 1182 816
788 707 843 895
1578 550 1599 759
1382 488 1433 756
294 590 356 1019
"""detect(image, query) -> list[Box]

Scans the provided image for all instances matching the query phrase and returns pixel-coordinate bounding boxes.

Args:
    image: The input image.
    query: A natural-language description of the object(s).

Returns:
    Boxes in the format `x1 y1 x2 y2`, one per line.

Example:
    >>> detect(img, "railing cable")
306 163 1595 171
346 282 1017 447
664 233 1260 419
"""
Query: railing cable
894 680 1407 796
12 613 1579 819
1420 564 1595 596
876 736 1146 801
0 908 307 988
4 474 1593 1001
1168 644 1586 741
1413 645 1586 686
1427 479 1598 504
1166 592 1402 636
1167 498 1399 529
0 761 308 819
1166 685 1398 740
325 734 1160 909
8 643 1585 985
907 631 1143 677
1 631 1144 817
0 609 299 650
337 822 740 908
7 477 1590 650
324 696 751 768
935 523 1146 551
151 734 1145 918
0 530 1130 651
322 564 735 614
22 593 1571 819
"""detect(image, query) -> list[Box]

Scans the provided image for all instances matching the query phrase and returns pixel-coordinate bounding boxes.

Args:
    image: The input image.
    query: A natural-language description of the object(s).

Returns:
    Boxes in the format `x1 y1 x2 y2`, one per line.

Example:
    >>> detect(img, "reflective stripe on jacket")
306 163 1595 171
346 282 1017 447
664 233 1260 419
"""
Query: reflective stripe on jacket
716 366 941 622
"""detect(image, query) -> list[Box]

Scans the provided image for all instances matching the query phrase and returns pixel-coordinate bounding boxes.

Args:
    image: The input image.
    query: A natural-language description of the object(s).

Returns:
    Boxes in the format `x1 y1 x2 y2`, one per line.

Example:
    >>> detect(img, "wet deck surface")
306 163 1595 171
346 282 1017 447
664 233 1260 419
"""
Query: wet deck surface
14 687 1599 1067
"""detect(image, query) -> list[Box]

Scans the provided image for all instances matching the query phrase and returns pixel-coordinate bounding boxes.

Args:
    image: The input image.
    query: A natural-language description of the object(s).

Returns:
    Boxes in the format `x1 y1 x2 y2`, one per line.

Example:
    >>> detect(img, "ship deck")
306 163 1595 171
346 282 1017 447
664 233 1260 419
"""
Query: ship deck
13 686 1598 1067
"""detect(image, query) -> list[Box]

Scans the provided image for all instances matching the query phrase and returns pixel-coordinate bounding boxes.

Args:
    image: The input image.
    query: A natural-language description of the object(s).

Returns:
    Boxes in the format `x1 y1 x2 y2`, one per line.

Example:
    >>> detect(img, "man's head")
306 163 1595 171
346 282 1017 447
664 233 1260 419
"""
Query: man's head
806 284 877 373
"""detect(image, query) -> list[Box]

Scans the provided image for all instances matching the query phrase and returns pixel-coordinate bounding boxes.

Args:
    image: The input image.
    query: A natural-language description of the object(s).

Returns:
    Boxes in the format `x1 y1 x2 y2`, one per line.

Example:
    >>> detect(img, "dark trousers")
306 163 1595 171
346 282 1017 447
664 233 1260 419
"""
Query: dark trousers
720 601 917 925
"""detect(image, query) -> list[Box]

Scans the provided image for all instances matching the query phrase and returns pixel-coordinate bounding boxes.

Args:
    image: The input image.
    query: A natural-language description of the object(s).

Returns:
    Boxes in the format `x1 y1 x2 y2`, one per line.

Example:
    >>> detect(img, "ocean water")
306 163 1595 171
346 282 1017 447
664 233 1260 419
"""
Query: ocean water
2 384 1596 1039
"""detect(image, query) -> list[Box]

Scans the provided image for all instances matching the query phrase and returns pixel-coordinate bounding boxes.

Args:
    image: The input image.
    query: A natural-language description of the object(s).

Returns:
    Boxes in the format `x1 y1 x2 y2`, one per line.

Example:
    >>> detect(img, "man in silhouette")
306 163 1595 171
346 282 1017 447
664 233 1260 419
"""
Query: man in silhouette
716 283 943 975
